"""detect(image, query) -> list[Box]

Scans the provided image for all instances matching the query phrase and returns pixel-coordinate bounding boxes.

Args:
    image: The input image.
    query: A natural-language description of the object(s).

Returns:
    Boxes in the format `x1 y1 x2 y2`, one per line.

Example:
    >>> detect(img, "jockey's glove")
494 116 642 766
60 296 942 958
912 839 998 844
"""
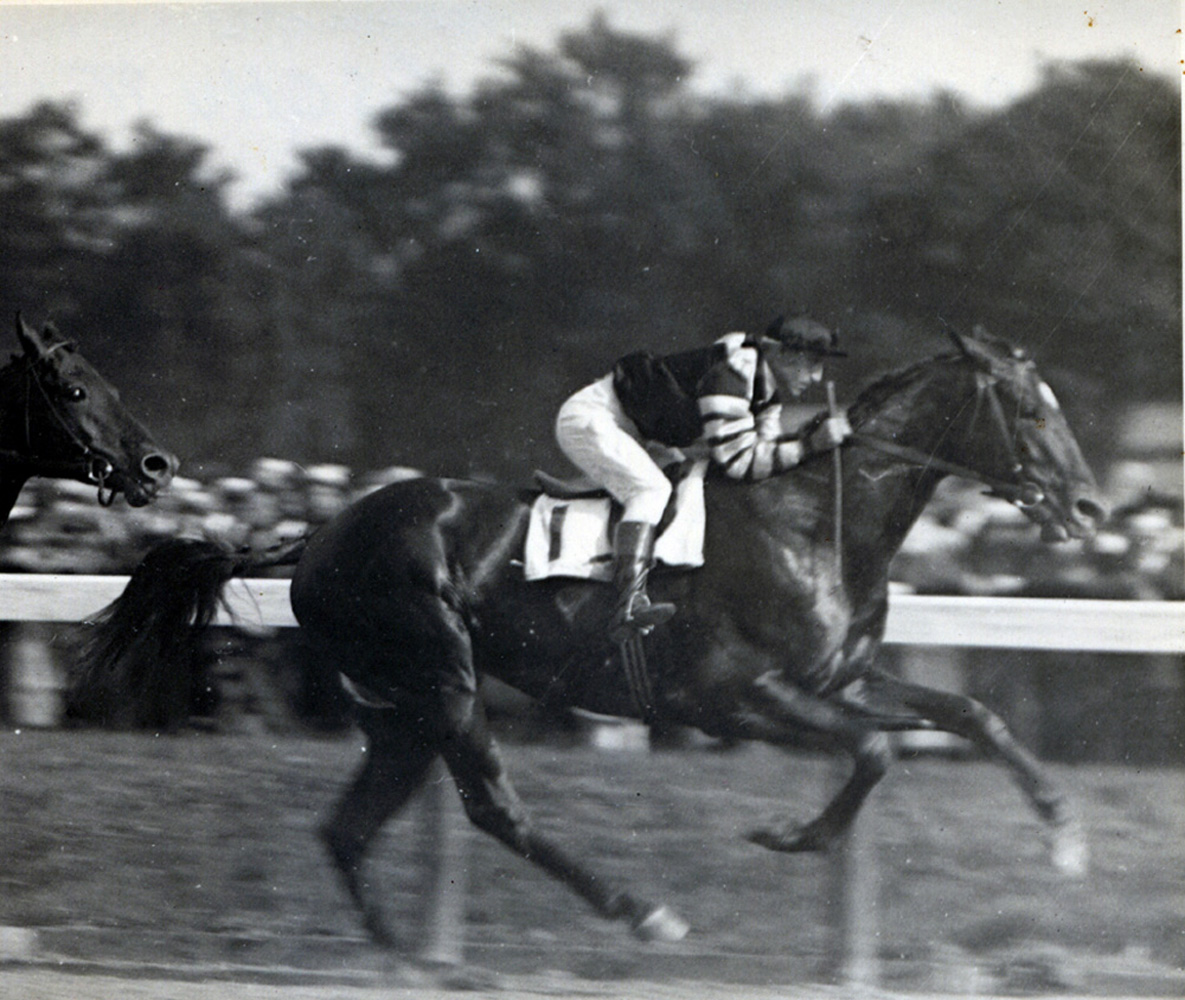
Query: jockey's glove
806 413 852 454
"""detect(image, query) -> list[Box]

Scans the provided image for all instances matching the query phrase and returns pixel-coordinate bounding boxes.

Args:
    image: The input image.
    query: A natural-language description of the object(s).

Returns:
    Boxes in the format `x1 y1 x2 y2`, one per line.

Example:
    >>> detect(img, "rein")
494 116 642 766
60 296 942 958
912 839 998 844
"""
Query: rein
848 372 1044 508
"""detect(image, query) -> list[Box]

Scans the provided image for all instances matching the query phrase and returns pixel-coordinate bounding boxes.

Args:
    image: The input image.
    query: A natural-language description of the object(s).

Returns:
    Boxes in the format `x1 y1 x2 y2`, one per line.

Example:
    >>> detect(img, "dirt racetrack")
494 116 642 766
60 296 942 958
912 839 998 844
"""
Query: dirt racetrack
1 728 1182 997
0 967 1142 1000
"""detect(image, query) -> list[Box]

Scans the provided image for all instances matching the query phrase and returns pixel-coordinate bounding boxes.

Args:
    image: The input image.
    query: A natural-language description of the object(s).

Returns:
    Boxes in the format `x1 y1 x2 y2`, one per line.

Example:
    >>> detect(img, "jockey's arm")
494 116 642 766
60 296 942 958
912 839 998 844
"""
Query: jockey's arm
695 339 851 481
699 395 851 481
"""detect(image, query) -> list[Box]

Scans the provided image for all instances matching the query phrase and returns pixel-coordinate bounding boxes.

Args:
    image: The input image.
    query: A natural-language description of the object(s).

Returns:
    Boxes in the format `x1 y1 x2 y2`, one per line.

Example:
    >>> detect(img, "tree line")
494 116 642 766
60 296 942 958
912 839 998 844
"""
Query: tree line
1 15 1178 481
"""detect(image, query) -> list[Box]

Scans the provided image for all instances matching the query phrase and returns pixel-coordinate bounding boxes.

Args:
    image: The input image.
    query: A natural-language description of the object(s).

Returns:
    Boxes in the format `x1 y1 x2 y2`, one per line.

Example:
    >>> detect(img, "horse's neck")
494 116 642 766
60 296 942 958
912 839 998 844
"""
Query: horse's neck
839 371 968 578
842 446 943 562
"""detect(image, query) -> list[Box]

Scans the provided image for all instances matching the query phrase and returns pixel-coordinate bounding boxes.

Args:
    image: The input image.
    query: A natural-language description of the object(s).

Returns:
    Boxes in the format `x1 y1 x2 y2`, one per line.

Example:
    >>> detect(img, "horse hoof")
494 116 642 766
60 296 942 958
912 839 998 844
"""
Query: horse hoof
1050 819 1089 877
632 905 689 943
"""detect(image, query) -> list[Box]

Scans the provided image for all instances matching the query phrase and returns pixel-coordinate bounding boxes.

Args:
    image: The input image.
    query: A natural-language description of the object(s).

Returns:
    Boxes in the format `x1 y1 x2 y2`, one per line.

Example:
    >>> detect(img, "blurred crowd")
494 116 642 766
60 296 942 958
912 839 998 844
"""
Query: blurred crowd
892 479 1184 601
2 460 1181 601
0 459 422 575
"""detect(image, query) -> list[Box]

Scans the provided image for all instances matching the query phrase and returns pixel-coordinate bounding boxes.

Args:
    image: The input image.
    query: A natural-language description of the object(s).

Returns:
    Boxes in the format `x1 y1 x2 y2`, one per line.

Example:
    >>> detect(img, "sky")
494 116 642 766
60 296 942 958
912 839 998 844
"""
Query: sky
0 1 1178 208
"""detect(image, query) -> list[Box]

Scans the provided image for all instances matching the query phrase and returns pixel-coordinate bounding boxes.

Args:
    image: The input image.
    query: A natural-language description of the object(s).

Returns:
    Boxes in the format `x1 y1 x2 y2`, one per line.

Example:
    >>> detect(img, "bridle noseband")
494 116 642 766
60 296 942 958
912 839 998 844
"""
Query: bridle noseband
849 368 1045 508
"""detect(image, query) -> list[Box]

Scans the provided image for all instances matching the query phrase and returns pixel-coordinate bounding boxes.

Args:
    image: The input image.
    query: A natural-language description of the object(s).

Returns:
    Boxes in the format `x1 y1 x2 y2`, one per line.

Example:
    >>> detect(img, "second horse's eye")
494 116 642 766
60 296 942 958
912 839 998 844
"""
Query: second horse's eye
67 386 87 402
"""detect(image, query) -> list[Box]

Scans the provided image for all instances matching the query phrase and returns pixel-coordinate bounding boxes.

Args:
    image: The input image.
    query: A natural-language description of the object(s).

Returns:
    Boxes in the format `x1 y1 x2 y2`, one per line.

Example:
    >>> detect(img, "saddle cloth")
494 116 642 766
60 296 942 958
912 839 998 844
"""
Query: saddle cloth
524 460 708 582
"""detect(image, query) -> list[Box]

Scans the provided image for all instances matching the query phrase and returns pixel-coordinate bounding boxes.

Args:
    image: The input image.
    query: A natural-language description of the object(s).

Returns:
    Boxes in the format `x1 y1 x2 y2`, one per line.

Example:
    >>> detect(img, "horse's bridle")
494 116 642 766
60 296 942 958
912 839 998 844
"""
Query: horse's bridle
849 369 1045 508
2 348 118 504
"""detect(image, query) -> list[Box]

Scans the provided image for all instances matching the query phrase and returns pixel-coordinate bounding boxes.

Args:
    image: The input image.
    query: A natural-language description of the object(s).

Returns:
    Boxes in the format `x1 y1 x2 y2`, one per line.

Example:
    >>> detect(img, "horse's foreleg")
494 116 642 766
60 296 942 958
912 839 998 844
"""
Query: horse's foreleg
739 671 894 853
866 668 1087 875
436 687 689 943
321 704 439 948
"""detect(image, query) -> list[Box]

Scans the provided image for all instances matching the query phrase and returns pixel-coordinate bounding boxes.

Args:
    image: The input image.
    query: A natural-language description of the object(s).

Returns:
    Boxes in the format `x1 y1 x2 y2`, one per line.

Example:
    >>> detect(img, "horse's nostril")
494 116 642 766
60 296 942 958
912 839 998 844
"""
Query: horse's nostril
142 453 176 480
1075 497 1109 527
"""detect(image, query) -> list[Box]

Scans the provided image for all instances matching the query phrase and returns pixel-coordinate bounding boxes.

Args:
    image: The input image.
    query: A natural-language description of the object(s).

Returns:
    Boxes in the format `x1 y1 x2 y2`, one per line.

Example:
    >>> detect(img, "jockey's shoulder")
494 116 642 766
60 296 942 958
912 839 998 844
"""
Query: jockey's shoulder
710 331 760 383
713 331 751 353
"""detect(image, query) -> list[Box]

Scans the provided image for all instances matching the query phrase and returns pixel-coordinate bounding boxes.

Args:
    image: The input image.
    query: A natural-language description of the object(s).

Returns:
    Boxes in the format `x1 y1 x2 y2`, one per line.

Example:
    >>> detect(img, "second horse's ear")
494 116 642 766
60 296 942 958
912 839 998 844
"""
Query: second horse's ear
16 313 69 361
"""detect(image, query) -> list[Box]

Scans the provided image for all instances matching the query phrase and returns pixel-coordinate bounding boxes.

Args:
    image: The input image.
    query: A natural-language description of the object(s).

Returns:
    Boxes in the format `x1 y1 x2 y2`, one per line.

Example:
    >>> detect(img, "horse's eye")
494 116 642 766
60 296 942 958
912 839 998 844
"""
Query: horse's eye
67 386 87 402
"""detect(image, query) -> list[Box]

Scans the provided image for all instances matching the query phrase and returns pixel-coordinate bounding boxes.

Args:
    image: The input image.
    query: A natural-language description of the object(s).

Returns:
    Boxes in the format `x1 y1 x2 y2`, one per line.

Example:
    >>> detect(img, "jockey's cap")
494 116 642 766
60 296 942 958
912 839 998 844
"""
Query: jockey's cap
765 315 847 357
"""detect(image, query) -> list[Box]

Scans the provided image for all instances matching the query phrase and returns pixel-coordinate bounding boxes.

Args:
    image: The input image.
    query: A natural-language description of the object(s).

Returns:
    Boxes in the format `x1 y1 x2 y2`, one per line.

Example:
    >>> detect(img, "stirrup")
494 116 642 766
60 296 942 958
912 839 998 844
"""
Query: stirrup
609 593 676 645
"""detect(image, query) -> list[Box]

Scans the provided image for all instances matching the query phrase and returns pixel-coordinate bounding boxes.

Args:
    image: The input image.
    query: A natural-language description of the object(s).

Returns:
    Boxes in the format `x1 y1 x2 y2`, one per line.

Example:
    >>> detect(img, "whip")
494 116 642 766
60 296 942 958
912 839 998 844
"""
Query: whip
826 381 843 580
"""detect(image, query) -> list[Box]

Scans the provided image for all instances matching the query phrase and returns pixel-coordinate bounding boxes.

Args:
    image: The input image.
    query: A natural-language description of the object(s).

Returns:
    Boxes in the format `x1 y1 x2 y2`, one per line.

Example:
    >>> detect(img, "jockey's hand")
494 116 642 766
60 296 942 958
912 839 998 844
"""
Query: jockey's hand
810 413 852 452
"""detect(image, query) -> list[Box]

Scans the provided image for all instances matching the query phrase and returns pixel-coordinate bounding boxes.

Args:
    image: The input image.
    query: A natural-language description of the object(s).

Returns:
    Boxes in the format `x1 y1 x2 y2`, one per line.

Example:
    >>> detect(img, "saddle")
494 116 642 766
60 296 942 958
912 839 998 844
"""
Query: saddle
532 469 605 499
524 460 709 582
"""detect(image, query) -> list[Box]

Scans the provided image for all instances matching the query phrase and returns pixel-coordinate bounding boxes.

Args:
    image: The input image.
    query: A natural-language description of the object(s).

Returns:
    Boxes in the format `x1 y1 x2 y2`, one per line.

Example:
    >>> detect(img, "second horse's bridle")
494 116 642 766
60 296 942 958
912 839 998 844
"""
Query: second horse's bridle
3 346 118 504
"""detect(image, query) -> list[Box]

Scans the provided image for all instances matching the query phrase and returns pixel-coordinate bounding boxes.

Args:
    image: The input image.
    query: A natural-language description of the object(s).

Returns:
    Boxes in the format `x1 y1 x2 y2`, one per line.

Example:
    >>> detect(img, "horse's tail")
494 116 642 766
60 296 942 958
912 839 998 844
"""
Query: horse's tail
69 536 308 729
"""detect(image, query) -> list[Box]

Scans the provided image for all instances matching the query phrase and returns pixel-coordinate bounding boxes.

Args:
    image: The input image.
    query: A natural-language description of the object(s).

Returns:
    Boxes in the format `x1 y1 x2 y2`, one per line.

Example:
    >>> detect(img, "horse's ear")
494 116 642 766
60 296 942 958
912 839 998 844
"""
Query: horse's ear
944 323 977 359
972 323 1028 361
15 312 48 359
946 323 1005 370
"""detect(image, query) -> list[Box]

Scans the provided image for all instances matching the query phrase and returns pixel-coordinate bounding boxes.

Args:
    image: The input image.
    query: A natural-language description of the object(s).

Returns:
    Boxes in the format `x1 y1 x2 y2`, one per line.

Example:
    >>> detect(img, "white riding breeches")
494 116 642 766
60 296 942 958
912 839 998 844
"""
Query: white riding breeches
555 374 674 525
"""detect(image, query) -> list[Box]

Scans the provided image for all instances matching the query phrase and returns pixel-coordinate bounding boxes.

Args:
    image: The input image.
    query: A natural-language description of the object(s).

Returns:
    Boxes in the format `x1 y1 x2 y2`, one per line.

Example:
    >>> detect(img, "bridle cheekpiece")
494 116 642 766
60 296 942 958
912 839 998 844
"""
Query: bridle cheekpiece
850 361 1045 510
9 346 118 505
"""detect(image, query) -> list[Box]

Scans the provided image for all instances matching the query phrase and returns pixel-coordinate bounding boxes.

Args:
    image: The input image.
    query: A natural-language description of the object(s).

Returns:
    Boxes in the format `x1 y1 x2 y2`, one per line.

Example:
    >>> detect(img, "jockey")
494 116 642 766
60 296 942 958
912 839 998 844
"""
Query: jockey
556 314 852 644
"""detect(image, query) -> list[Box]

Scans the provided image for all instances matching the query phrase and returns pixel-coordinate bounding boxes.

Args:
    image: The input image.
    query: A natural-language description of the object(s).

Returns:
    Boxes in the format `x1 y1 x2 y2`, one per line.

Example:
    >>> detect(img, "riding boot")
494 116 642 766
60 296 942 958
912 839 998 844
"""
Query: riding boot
609 521 677 645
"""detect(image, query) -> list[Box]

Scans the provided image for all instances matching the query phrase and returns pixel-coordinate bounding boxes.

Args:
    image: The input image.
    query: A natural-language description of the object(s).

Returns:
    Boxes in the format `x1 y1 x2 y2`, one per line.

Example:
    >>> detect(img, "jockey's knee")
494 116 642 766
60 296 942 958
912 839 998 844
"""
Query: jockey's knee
622 481 672 525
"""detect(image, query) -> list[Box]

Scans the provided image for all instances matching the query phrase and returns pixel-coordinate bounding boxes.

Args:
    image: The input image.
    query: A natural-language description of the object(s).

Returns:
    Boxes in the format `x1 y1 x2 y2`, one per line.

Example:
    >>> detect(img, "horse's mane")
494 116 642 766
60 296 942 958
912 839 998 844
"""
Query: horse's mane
845 351 963 430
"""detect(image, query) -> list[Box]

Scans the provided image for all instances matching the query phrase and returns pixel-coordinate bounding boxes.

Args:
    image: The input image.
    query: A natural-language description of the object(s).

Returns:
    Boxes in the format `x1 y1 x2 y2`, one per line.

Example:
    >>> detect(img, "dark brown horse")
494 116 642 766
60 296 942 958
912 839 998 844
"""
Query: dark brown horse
0 313 177 528
77 325 1106 946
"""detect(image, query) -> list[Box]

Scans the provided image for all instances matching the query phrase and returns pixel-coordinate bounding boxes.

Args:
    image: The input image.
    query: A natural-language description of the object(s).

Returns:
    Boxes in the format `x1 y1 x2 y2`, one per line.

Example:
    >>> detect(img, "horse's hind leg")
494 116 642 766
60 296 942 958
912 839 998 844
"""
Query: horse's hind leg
436 686 689 942
321 703 439 948
866 668 1087 875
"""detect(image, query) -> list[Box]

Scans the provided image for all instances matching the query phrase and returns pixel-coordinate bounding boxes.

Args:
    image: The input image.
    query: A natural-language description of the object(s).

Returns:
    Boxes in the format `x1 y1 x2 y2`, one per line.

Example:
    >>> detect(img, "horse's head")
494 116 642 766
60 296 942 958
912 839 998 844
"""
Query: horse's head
13 313 178 506
941 324 1107 542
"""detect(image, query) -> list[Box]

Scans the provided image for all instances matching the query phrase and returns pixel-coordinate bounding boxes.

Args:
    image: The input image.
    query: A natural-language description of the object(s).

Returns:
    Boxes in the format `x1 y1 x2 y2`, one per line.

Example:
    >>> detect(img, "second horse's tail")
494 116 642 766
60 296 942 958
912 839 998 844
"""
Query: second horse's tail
70 536 308 729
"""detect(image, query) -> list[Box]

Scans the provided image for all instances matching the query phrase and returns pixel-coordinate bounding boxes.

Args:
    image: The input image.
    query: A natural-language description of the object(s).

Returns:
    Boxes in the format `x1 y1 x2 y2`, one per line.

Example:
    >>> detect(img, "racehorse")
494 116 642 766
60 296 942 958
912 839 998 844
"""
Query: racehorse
0 313 177 529
76 324 1106 946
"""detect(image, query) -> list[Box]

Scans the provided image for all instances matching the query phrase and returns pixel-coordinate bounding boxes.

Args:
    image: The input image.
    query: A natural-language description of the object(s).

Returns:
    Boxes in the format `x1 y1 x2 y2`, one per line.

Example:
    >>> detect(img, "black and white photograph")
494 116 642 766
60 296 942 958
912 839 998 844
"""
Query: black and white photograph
0 2 1180 998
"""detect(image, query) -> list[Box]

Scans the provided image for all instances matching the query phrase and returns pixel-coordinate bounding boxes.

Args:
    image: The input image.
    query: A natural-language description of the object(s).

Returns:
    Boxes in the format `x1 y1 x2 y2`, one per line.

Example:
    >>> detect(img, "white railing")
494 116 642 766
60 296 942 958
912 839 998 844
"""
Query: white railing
2 574 1182 652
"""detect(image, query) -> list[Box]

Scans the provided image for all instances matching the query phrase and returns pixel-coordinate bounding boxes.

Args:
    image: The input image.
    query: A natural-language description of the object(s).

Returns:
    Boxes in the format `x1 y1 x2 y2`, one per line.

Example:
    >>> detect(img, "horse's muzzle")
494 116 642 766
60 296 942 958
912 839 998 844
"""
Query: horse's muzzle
107 450 179 506
1036 487 1108 543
